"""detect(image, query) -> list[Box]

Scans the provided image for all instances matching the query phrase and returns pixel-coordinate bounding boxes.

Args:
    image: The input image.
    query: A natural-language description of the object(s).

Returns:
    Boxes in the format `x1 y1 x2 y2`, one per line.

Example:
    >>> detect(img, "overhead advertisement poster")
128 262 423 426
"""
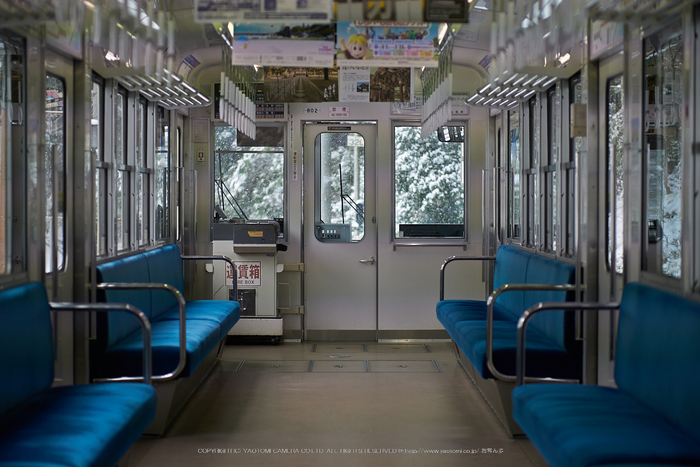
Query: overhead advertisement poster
231 23 335 67
336 21 439 68
339 66 412 103
258 67 338 102
195 0 332 23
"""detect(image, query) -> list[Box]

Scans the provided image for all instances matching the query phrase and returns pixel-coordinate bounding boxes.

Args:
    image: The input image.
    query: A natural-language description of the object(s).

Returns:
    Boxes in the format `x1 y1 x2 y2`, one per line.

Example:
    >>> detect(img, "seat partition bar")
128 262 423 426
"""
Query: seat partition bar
485 283 580 383
516 301 620 386
50 302 154 386
440 255 496 300
96 282 186 382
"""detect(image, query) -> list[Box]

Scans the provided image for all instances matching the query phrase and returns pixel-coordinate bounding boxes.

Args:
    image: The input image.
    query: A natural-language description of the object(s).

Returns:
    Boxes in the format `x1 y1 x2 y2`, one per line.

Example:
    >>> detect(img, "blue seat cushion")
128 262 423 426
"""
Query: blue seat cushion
523 253 577 351
96 253 153 347
144 244 185 320
0 383 156 467
156 300 241 341
436 299 514 325
512 383 700 467
451 319 580 380
492 245 530 319
615 283 700 437
0 282 54 417
95 319 223 378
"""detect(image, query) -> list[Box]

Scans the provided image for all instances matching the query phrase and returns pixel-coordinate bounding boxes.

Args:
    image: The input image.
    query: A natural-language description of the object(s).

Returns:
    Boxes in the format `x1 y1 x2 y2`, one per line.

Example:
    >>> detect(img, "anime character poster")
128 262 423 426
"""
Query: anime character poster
336 21 440 68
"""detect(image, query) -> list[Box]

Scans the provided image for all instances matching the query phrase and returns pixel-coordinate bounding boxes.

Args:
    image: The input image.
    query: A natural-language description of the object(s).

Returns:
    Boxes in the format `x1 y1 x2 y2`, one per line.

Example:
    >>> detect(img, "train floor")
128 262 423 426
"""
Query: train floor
125 341 547 467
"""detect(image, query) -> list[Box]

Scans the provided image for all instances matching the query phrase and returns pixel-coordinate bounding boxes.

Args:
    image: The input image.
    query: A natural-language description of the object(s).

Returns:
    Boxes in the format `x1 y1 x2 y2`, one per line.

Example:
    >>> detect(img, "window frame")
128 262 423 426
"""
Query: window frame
213 123 287 238
113 84 131 252
391 120 469 244
542 84 561 254
136 96 151 247
640 21 685 281
507 108 522 243
155 105 170 242
44 72 67 274
563 73 582 259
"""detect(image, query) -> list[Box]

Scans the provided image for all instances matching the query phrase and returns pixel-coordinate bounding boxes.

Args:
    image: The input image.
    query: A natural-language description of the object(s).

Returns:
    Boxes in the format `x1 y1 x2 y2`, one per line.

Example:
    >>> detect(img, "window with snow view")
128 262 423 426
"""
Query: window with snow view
214 125 285 236
394 124 466 239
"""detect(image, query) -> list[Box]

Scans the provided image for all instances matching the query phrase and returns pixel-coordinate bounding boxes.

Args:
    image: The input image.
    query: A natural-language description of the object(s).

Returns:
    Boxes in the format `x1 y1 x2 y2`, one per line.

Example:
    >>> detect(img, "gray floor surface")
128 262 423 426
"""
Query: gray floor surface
125 341 546 467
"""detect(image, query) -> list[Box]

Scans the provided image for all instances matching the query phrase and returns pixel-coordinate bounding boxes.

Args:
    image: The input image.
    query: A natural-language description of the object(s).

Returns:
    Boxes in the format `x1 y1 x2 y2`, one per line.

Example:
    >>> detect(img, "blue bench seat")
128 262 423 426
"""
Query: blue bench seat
437 245 580 381
93 244 241 380
450 318 581 379
512 283 700 467
0 282 156 467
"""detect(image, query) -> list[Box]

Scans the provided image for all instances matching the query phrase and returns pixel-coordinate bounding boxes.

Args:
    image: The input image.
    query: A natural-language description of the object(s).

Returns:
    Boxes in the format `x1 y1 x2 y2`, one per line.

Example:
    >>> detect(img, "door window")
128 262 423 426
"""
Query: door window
314 132 365 242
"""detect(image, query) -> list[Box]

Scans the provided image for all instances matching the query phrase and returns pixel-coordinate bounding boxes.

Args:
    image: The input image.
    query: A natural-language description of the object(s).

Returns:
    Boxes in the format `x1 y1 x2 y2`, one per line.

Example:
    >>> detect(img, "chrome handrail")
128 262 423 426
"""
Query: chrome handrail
50 302 153 386
485 283 580 383
439 255 496 300
97 282 186 382
516 301 619 386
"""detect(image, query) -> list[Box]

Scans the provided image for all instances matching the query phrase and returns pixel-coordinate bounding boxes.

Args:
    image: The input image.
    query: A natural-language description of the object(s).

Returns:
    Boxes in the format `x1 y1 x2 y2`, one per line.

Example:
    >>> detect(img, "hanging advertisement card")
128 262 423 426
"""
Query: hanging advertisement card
257 67 338 102
339 66 413 103
336 21 439 68
339 66 371 102
196 0 332 23
231 23 335 67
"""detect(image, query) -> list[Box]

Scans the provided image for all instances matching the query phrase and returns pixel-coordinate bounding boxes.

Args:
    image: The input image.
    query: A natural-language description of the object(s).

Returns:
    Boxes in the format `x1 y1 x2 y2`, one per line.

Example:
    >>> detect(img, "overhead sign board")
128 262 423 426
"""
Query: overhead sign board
195 0 332 23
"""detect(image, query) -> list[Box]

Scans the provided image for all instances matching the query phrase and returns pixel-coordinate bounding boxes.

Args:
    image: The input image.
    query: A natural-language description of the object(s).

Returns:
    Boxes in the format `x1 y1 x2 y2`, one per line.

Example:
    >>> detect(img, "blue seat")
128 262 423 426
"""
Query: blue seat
512 283 700 467
0 282 156 467
93 244 240 380
437 245 579 381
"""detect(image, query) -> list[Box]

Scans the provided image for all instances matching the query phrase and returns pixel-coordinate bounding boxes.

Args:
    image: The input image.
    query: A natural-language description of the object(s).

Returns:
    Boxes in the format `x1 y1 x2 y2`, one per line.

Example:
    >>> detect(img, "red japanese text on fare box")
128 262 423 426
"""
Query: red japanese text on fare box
226 261 262 287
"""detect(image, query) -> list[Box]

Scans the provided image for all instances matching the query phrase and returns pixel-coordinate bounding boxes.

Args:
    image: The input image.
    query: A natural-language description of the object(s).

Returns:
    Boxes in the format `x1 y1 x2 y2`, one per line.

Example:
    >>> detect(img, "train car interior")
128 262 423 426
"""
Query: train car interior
0 0 699 465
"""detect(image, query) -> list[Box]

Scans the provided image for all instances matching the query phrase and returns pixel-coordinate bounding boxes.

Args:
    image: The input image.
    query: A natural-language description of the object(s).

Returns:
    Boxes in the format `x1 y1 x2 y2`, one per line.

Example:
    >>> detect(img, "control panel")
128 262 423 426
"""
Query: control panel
315 223 350 242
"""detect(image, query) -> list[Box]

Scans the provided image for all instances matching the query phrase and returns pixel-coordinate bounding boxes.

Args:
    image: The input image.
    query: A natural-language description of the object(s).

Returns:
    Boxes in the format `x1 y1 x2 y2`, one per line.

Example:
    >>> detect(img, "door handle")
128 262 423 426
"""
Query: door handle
359 256 375 265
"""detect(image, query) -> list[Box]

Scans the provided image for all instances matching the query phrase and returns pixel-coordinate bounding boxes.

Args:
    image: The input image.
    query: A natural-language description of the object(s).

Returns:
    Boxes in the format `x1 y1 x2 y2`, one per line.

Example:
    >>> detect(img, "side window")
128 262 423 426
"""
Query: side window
156 106 170 241
543 85 560 253
92 77 107 257
526 96 538 248
175 126 182 241
606 74 624 274
394 124 465 239
508 109 521 240
214 125 285 235
114 86 130 252
564 75 583 258
45 74 66 273
136 98 150 246
643 22 683 279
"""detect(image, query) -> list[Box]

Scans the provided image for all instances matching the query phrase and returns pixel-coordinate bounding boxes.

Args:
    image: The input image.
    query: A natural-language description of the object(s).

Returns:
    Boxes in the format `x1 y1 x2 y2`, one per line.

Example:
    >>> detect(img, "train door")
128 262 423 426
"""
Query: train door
597 52 625 385
302 123 377 340
44 49 75 383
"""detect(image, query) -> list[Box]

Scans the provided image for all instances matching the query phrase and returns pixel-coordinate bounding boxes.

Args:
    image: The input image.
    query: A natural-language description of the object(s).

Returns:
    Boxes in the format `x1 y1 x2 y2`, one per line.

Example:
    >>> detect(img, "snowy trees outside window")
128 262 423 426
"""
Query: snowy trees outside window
644 23 683 279
314 132 365 242
215 126 284 228
394 125 465 238
607 74 624 275
45 75 65 273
